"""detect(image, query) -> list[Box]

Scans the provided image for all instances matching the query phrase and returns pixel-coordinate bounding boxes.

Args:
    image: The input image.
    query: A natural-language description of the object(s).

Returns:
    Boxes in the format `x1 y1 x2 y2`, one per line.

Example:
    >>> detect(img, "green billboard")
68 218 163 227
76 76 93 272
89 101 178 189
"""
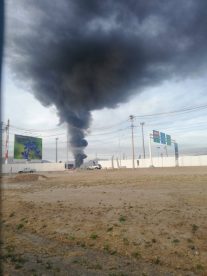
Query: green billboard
14 134 42 160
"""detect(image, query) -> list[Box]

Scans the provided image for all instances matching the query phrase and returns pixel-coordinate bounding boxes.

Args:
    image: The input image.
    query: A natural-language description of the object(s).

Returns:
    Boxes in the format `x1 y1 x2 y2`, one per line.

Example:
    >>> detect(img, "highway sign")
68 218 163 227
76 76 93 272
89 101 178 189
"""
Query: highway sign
153 130 160 143
166 134 171 146
160 132 166 144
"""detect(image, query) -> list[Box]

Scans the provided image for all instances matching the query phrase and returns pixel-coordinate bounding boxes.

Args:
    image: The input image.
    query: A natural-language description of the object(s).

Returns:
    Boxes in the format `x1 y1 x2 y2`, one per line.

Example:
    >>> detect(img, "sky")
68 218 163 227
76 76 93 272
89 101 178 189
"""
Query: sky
2 0 207 163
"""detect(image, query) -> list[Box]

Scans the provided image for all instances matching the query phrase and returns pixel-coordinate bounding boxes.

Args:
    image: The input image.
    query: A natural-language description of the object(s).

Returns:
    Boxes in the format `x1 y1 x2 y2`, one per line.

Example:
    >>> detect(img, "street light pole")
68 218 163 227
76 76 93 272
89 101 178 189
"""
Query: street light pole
5 119 10 164
149 134 153 167
140 122 146 159
164 145 168 157
55 137 58 163
67 130 69 163
129 115 135 169
156 146 160 158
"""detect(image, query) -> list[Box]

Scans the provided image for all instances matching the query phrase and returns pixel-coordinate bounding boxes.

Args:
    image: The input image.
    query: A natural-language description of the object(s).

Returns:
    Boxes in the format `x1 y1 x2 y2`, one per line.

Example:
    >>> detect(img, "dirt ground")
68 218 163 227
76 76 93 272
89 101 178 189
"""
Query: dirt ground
1 167 207 275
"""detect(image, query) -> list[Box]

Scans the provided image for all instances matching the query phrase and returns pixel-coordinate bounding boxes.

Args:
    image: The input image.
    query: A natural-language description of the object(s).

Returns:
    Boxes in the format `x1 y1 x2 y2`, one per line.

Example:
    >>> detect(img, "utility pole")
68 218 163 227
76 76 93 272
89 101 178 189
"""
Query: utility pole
0 121 3 166
5 119 10 164
140 122 146 159
55 137 58 163
66 129 69 163
149 134 153 167
156 146 160 158
118 136 121 165
111 155 114 169
129 115 135 169
164 145 168 157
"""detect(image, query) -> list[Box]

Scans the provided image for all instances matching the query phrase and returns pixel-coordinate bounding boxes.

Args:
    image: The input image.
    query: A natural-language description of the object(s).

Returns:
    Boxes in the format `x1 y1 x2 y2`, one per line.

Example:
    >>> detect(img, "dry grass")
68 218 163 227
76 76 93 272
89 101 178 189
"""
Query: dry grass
2 167 207 275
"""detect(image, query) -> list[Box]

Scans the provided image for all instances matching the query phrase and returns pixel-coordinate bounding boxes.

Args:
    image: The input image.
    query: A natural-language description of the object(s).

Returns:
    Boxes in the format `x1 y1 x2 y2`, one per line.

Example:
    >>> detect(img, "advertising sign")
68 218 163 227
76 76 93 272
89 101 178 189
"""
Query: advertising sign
14 134 42 160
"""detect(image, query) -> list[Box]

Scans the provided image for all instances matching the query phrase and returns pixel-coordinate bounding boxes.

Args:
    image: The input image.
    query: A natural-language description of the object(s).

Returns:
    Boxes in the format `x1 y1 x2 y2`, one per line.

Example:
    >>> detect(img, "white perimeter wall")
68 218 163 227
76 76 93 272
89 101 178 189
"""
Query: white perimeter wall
99 155 207 169
2 163 65 174
2 155 207 173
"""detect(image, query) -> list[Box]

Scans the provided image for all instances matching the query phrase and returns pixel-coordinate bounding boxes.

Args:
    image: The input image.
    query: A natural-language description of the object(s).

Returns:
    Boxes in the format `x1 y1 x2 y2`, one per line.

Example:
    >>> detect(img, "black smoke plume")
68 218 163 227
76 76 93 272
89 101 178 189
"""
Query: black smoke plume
6 0 207 166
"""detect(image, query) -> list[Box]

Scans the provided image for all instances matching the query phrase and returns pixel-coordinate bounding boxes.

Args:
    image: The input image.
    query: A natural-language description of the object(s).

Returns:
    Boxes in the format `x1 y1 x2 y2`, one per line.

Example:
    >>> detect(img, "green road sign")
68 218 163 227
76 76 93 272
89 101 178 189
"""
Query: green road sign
166 134 171 146
153 130 160 143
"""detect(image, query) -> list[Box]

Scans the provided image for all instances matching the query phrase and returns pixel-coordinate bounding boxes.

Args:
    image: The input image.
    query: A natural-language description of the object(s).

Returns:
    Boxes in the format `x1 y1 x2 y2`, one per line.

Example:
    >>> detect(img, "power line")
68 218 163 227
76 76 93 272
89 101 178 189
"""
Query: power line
2 103 207 135
4 124 66 133
86 127 129 137
3 120 206 142
90 119 128 131
134 104 207 118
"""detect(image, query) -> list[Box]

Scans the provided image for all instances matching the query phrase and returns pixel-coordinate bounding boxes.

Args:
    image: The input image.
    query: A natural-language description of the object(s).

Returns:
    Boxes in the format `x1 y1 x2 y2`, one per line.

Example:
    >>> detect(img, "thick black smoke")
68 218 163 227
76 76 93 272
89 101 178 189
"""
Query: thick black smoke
6 0 207 166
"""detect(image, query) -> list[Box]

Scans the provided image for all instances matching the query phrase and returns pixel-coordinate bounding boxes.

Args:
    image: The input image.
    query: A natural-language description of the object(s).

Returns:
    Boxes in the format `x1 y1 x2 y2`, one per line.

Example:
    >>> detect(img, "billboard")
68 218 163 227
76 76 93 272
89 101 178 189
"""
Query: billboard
14 134 42 160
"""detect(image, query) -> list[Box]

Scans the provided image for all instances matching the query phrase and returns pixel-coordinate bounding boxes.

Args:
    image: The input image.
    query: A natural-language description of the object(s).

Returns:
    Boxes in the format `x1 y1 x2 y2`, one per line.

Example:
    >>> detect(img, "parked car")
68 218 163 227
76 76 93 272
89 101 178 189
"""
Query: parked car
87 164 102 170
18 168 36 173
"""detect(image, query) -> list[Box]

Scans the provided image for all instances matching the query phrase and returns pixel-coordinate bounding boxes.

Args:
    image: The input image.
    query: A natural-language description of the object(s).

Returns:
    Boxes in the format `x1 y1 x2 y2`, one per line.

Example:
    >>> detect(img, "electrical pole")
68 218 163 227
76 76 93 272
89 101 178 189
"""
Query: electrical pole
0 121 3 166
118 135 121 164
111 155 114 169
55 137 58 163
129 115 135 169
149 133 153 167
156 146 160 158
5 119 10 164
140 122 146 159
66 128 69 163
164 145 168 157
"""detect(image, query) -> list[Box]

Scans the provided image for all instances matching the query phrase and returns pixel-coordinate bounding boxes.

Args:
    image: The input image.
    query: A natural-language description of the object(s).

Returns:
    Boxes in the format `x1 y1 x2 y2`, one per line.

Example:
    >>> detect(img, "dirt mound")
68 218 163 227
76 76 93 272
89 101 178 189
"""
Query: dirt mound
13 174 48 182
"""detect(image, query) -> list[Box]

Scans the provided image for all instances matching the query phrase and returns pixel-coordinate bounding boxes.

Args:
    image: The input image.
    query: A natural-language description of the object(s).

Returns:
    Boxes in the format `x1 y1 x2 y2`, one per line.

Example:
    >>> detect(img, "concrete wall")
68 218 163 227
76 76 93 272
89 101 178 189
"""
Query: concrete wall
179 155 207 167
2 163 65 174
2 155 207 173
99 155 207 169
